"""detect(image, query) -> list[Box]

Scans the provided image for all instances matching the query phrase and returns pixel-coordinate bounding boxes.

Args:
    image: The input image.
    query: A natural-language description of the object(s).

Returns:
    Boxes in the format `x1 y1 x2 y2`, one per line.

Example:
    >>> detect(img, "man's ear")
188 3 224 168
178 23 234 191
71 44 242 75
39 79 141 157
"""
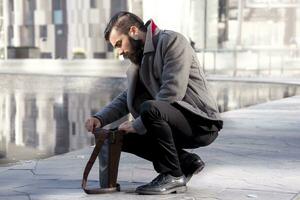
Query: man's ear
129 26 139 39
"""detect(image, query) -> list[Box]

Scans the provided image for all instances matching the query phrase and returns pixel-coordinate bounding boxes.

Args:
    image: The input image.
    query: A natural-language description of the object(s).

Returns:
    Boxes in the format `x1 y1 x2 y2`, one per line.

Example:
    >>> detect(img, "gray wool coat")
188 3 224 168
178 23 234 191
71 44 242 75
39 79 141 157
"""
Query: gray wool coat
94 20 222 135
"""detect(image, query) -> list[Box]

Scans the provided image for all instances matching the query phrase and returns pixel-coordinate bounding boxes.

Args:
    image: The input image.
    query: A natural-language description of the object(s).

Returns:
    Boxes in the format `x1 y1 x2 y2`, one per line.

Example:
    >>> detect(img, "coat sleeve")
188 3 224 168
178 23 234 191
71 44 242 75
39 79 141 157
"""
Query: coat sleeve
132 116 147 135
93 90 129 127
155 33 193 102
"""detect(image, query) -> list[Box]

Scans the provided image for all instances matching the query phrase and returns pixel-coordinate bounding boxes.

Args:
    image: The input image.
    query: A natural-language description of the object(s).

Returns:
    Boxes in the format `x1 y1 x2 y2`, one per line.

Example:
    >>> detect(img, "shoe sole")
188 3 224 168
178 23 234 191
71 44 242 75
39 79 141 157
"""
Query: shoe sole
136 185 187 195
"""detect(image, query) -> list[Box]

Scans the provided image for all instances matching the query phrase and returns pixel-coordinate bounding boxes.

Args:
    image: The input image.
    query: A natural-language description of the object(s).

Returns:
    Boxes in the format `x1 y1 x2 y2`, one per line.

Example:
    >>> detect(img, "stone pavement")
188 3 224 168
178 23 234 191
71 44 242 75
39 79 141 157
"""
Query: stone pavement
0 95 299 200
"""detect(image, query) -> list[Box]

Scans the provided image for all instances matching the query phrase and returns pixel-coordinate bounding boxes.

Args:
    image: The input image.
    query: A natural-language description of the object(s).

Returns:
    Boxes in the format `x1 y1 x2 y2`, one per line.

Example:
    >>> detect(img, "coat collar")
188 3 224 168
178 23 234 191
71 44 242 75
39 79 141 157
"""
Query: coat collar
143 19 160 54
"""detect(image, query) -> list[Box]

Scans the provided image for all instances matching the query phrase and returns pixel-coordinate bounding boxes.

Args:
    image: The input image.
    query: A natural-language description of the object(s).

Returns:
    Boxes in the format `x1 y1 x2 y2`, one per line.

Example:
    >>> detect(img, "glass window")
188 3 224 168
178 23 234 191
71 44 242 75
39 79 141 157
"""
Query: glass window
90 0 96 8
53 0 62 10
40 26 47 38
72 122 76 135
0 1 3 16
8 26 13 37
54 10 63 24
9 1 14 11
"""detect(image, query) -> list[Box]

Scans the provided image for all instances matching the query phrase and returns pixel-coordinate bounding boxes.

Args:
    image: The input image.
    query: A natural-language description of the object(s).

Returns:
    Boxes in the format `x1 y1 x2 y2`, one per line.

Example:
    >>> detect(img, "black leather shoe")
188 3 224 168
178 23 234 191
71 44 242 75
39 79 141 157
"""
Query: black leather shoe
183 158 205 183
136 173 187 195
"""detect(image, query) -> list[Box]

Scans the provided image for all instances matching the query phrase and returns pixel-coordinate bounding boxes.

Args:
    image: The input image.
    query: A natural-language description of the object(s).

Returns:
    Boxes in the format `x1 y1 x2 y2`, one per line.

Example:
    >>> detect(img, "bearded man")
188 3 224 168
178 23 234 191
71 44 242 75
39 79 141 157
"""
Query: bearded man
85 11 223 195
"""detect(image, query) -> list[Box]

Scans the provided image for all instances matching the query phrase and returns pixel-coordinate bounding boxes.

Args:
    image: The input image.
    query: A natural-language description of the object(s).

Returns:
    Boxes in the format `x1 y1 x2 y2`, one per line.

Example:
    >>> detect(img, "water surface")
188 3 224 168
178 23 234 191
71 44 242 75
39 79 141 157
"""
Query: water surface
0 74 299 166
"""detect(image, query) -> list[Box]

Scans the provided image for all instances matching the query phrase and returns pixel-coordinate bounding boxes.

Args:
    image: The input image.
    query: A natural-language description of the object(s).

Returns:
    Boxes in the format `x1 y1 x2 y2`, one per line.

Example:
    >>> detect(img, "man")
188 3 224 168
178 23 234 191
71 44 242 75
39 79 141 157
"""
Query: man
85 11 223 195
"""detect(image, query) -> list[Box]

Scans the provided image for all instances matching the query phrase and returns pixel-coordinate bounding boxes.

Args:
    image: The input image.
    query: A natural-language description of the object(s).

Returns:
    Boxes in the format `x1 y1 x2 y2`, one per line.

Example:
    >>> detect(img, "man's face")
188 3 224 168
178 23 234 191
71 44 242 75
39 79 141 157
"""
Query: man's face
109 27 144 65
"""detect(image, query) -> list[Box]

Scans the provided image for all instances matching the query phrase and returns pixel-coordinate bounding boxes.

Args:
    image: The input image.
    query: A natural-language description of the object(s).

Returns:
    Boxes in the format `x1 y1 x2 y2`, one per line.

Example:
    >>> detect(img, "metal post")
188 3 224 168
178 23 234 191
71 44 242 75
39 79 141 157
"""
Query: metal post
3 0 8 59
268 50 271 75
204 0 207 50
203 0 207 72
281 54 284 75
235 0 244 76
256 51 260 76
213 50 216 73
202 49 206 73
236 0 244 47
233 50 237 76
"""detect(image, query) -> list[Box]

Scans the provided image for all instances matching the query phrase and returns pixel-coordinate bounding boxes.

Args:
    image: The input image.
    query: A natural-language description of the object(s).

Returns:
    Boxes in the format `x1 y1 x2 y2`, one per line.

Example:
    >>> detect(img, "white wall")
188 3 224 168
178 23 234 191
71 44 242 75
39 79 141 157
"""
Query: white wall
143 0 191 38
143 0 218 49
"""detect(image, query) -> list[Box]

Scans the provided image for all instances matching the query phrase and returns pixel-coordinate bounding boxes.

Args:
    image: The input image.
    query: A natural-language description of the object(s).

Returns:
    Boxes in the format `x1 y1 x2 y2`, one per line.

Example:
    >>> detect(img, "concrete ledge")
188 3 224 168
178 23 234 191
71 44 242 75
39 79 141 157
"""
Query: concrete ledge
0 59 128 77
207 75 300 86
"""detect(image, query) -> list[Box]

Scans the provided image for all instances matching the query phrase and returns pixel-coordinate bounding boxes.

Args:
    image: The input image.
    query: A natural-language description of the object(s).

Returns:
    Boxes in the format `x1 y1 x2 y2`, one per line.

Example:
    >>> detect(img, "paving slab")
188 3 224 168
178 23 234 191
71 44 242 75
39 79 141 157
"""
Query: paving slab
0 94 299 200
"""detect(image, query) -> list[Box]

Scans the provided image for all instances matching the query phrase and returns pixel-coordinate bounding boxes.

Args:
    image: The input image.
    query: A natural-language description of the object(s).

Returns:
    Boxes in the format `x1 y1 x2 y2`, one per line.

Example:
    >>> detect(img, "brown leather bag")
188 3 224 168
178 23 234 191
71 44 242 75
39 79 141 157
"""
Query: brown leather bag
82 128 123 194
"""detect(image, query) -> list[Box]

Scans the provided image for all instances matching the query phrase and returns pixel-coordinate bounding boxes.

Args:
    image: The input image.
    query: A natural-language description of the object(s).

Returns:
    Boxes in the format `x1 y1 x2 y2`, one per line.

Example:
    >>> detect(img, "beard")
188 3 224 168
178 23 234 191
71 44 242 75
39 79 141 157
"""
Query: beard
123 36 144 65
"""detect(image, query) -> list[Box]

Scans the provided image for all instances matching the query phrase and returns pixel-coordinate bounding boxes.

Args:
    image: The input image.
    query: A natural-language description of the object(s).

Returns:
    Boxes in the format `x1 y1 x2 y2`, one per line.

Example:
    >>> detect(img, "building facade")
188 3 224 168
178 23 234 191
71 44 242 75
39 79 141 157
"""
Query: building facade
1 0 299 60
3 0 116 59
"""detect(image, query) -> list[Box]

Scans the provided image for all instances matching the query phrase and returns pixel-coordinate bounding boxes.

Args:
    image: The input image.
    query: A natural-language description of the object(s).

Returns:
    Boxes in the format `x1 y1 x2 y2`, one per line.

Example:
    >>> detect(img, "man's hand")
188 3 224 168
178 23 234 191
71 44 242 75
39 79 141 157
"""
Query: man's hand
85 117 101 132
118 121 137 134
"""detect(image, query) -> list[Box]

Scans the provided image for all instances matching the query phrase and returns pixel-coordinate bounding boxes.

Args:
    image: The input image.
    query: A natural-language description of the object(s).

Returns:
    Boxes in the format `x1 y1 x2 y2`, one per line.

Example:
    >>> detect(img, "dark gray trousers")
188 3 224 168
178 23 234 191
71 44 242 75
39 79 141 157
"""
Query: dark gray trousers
122 100 219 177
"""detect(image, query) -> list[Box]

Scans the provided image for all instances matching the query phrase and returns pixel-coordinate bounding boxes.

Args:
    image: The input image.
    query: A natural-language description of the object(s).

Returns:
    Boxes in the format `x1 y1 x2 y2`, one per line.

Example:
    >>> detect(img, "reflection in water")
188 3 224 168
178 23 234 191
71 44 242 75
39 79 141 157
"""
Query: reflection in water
210 81 300 112
0 75 126 165
0 74 299 165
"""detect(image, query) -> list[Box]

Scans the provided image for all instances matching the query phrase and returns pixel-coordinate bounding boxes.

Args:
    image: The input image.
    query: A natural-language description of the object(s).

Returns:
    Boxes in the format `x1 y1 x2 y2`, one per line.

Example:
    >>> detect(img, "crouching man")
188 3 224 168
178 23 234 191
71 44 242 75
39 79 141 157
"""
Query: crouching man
85 11 223 195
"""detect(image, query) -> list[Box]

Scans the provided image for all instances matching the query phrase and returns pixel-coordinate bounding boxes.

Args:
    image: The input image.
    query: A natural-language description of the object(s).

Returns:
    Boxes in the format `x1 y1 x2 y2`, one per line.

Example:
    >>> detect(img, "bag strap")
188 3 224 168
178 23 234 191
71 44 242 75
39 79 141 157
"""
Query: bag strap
81 128 123 194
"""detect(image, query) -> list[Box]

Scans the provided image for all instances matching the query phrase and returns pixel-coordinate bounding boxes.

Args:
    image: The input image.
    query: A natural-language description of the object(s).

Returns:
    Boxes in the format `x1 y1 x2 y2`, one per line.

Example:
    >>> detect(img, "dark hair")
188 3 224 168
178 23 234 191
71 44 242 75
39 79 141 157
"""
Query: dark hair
104 11 147 41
